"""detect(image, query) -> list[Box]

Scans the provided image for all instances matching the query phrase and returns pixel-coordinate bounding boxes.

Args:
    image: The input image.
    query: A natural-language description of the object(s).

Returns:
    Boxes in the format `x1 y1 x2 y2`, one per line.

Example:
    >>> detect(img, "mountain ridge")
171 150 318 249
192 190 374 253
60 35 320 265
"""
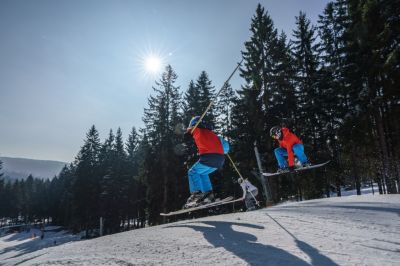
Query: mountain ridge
0 156 67 180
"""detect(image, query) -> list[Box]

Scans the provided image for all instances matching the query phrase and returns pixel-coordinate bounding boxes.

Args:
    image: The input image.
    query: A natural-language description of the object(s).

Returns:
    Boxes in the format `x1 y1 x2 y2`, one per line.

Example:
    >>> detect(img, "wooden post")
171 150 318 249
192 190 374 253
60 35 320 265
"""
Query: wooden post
254 141 272 204
99 217 104 237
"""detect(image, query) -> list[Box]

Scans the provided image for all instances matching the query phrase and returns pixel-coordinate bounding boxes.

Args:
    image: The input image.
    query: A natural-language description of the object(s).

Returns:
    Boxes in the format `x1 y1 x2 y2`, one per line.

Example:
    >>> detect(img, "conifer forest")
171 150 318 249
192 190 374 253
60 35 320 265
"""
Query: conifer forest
1 1 399 235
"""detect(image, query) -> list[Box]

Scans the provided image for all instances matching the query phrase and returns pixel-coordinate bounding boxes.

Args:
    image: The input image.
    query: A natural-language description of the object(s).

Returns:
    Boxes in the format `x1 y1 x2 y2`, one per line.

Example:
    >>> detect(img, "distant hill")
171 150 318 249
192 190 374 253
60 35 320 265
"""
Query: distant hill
0 157 67 180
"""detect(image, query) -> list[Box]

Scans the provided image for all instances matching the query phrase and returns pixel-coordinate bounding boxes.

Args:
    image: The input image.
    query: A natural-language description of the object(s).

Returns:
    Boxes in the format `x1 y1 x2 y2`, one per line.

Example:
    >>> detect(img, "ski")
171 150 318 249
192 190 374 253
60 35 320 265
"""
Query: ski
262 160 330 177
160 196 244 216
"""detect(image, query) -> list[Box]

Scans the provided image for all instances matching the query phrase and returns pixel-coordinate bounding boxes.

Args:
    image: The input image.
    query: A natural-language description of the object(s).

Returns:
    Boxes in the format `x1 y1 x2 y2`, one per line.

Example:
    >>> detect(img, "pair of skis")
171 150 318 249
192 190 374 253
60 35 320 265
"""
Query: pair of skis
160 179 249 216
160 196 239 216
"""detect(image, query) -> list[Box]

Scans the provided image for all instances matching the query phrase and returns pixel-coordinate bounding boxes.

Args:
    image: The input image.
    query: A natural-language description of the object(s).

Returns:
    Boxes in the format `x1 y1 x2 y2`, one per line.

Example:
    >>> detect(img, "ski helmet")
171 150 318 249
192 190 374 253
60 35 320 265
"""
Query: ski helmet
270 126 282 139
187 116 211 130
188 116 201 128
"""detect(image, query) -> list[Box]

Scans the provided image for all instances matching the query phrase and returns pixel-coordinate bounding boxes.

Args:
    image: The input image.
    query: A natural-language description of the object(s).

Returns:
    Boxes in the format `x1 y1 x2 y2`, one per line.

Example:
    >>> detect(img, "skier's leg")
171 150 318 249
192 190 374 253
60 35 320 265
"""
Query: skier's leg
188 161 204 193
292 144 308 164
195 163 217 192
187 162 217 207
274 148 288 168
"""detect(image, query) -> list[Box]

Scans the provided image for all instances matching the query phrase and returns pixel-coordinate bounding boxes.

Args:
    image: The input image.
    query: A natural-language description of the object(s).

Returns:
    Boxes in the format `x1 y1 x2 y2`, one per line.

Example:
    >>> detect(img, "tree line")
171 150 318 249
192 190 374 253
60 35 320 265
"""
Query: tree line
0 0 399 234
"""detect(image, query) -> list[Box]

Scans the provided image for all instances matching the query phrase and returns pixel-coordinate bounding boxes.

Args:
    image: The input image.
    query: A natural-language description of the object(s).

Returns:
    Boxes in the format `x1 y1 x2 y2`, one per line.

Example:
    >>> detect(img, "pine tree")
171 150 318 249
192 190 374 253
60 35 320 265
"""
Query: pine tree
49 164 74 226
125 127 146 228
270 32 298 128
23 175 35 222
99 130 115 167
72 125 101 235
234 4 285 202
113 128 131 230
99 129 122 233
182 80 203 125
126 127 139 176
237 3 279 151
291 11 326 200
135 134 152 227
317 0 350 195
11 180 21 222
215 83 236 136
194 71 216 127
241 4 279 123
0 159 3 178
292 11 322 155
0 160 5 220
142 65 185 224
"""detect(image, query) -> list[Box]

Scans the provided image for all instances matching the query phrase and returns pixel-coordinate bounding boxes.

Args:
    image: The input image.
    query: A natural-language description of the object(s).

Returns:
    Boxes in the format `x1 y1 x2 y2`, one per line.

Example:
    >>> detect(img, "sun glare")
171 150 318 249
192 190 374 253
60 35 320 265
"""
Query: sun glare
145 55 162 73
135 45 175 80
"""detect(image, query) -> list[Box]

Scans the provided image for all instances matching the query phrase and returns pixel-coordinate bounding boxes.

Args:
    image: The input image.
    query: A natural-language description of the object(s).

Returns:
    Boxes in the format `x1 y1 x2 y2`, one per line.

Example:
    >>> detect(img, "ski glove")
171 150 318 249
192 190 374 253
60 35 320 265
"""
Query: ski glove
183 131 192 142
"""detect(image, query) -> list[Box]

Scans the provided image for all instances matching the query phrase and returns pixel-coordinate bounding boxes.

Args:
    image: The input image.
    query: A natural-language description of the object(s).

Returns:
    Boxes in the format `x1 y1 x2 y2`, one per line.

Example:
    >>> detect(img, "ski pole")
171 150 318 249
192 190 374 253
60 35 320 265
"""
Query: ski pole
227 154 244 181
190 58 243 134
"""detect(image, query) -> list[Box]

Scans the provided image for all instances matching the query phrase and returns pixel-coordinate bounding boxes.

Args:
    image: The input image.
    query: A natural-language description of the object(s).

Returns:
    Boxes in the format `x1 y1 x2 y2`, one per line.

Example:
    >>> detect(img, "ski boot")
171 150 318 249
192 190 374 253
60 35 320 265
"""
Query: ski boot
199 191 215 205
277 167 290 174
183 191 203 209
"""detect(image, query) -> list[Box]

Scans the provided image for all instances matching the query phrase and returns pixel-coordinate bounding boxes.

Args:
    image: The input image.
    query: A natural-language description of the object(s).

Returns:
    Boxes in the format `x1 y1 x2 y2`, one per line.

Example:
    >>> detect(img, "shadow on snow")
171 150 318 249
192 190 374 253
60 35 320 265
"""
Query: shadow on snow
166 220 338 266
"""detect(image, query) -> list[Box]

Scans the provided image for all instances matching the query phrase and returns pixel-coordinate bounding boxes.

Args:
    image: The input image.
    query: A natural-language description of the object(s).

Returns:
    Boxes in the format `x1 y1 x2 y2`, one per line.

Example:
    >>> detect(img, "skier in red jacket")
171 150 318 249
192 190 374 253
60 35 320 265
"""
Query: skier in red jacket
270 126 310 173
183 116 228 208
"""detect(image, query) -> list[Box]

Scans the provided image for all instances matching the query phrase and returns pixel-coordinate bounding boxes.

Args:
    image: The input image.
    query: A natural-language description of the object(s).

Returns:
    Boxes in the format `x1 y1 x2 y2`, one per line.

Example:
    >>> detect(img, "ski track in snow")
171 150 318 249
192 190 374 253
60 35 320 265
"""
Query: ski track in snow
1 194 399 266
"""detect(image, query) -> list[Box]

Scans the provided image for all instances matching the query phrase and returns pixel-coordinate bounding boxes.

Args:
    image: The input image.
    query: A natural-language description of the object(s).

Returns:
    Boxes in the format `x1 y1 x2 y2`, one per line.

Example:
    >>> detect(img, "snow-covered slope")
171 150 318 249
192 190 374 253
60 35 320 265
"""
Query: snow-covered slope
1 194 399 265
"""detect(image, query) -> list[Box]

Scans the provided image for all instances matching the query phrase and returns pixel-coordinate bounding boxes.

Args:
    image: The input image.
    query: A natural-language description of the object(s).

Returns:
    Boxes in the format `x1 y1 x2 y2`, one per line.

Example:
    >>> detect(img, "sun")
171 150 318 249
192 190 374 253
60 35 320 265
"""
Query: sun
145 55 162 73
134 45 174 80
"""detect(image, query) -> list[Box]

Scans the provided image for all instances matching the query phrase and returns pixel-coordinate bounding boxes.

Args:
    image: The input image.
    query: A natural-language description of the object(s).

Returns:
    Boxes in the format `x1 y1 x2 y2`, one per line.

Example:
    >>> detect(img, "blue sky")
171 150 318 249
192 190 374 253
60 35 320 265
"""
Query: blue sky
0 0 330 162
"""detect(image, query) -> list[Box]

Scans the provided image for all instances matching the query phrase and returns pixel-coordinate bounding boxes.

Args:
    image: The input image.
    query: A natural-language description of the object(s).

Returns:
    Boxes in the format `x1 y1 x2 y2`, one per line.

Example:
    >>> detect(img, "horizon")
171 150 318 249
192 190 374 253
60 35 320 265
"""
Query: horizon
0 155 67 164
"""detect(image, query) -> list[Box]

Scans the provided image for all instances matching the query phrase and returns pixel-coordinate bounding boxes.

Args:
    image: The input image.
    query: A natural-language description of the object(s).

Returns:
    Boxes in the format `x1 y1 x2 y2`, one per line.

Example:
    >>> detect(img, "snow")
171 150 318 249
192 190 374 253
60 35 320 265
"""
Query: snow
332 184 379 197
1 194 399 265
0 226 80 264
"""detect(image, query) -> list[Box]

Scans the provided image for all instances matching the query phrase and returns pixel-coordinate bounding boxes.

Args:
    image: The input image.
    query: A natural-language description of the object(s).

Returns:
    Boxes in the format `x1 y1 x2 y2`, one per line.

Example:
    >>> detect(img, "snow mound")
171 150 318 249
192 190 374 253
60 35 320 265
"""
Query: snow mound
1 194 399 265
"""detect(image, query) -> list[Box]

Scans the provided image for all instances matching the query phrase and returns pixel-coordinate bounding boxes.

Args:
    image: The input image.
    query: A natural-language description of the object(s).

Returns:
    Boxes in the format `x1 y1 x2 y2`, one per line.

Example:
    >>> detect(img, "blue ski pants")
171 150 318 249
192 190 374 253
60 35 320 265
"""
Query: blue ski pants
188 161 217 193
274 144 308 168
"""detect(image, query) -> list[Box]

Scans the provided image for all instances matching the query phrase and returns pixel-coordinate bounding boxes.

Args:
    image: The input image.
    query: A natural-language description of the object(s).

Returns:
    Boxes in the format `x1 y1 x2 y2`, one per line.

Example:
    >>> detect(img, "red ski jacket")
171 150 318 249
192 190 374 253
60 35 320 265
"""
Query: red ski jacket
277 127 303 167
191 128 224 155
